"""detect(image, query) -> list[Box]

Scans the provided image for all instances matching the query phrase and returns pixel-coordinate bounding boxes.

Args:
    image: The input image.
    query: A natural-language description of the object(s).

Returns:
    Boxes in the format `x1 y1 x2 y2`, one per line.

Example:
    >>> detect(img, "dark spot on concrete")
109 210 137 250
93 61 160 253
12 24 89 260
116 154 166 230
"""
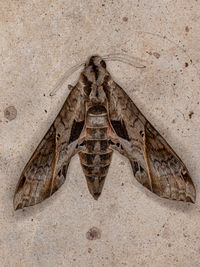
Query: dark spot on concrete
86 227 101 240
4 106 17 121
168 243 172 247
185 62 189 67
88 248 92 253
185 26 189 32
189 111 194 119
123 17 128 22
44 109 47 113
43 93 46 96
153 52 160 59
121 183 124 186
172 119 175 124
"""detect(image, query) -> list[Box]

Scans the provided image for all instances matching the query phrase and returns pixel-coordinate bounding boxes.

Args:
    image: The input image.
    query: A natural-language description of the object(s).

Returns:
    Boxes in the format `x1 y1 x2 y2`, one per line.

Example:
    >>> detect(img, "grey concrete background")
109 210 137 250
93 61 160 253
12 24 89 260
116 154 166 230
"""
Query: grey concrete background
1 1 200 266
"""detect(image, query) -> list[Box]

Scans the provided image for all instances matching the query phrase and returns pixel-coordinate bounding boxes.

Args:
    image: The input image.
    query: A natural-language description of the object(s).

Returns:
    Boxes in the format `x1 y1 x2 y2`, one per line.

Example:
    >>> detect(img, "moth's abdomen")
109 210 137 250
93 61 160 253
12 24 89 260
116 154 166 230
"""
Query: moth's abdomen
79 106 113 199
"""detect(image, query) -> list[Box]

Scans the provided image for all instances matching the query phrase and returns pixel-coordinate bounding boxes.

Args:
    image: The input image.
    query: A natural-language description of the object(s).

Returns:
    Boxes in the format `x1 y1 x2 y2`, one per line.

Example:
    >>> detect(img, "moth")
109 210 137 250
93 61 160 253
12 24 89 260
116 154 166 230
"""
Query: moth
14 55 196 210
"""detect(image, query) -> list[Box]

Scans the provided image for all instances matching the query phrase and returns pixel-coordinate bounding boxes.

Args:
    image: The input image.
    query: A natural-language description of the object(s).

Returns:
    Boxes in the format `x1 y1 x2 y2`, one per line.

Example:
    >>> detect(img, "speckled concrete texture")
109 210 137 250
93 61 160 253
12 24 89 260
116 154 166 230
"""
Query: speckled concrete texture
1 1 200 266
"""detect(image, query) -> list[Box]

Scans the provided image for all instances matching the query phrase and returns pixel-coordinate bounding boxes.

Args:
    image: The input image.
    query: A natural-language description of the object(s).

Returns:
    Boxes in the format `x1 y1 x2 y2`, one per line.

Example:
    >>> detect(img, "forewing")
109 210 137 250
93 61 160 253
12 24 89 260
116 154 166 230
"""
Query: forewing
106 79 196 203
14 85 85 209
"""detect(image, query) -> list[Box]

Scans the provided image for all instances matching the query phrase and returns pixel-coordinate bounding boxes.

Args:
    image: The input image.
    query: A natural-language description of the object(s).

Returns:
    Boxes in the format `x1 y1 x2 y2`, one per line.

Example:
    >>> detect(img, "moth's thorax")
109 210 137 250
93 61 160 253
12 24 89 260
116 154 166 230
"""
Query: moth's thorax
79 104 113 200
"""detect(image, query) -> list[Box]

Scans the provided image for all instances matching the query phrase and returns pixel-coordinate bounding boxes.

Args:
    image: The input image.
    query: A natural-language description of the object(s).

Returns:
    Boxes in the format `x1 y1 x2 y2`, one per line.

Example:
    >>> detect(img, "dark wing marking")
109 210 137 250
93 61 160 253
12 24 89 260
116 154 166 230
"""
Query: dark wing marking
106 78 196 203
14 85 85 210
111 120 130 141
69 120 85 143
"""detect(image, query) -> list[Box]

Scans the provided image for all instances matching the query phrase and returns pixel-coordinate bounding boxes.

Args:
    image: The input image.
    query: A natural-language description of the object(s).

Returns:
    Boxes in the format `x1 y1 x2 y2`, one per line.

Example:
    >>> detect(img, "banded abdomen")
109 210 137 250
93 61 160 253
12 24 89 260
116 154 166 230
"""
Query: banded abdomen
79 105 113 199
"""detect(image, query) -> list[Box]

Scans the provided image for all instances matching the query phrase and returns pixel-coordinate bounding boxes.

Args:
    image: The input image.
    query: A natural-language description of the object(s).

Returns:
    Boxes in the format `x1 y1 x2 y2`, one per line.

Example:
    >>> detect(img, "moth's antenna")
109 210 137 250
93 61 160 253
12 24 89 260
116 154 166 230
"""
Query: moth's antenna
50 61 84 96
50 53 146 96
102 53 146 68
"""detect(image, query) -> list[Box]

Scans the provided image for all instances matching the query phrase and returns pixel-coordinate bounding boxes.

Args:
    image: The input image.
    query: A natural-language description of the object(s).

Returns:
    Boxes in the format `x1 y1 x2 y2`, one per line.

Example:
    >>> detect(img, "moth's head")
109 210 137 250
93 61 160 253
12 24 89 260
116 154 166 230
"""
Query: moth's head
82 55 107 84
86 55 107 70
81 55 109 105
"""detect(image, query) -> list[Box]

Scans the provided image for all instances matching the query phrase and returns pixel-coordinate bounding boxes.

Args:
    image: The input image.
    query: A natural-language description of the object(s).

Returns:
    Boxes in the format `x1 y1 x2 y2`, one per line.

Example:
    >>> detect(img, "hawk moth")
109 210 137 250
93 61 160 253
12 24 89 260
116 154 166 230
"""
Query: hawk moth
13 55 196 210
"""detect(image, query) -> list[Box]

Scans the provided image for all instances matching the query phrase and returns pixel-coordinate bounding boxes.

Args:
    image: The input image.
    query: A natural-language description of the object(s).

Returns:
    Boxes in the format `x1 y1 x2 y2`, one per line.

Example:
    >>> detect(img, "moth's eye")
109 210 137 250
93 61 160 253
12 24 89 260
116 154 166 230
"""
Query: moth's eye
100 60 106 68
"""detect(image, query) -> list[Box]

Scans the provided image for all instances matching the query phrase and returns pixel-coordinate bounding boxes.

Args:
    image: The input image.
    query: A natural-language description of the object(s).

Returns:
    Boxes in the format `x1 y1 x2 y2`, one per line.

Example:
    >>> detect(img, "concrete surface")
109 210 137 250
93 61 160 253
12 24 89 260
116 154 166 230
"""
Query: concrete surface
1 1 200 266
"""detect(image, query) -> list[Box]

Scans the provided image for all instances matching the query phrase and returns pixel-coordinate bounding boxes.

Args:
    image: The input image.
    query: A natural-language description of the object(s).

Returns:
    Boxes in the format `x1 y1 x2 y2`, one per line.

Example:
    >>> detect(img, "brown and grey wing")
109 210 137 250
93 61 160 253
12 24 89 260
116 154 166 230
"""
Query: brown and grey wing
106 81 196 203
14 86 85 210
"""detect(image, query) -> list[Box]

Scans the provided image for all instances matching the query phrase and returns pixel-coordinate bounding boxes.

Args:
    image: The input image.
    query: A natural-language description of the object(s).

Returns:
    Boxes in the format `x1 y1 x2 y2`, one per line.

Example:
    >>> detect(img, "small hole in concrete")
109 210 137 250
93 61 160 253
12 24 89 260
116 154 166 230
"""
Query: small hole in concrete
4 106 17 121
122 17 128 22
86 227 101 240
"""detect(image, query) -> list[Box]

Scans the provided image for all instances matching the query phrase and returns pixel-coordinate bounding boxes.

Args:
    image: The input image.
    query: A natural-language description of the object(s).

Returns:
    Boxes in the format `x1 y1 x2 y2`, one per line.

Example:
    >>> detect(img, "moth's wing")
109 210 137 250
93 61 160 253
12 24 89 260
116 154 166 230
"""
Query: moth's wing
107 80 196 203
14 85 85 210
